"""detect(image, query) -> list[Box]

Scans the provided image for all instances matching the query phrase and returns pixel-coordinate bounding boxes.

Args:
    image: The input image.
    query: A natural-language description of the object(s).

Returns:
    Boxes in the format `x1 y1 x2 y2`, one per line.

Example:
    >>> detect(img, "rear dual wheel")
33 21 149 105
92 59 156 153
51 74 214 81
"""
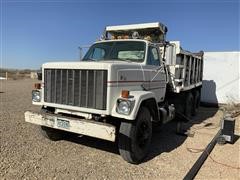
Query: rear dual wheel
184 90 201 118
184 92 194 118
192 90 200 116
118 106 152 164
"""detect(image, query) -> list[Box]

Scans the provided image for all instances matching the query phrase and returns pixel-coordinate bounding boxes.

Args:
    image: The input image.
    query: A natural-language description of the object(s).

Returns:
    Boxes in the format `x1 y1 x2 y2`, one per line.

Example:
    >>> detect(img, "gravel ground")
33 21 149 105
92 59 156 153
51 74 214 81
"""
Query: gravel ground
0 79 239 179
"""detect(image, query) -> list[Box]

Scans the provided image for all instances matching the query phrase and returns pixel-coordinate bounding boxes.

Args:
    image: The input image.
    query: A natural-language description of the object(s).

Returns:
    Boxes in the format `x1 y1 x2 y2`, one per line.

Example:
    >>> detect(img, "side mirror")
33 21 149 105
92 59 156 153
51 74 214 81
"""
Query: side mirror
78 45 91 61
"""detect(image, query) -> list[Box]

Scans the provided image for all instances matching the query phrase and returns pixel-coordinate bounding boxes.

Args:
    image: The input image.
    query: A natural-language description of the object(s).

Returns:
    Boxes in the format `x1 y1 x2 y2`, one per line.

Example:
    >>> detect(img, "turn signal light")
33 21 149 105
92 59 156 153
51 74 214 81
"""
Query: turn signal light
121 90 129 98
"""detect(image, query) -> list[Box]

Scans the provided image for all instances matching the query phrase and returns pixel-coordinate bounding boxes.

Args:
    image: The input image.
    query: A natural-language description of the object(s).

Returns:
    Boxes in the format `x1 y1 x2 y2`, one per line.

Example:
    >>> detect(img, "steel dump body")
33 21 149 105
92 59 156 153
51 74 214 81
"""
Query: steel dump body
164 41 203 93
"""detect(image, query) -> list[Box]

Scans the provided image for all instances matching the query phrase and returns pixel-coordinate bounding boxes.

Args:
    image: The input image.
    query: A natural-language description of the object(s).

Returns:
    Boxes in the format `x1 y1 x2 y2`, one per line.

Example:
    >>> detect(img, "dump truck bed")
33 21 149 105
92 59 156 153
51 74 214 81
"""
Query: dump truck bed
164 41 203 93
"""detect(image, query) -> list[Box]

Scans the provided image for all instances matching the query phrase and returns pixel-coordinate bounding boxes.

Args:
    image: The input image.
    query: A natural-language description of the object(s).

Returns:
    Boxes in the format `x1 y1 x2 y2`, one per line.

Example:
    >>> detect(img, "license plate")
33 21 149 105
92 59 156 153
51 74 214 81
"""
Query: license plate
57 118 70 129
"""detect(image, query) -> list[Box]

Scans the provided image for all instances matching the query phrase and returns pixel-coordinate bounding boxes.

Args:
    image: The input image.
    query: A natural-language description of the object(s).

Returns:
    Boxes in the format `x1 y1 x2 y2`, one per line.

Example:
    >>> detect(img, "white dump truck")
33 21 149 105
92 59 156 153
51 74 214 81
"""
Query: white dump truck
25 22 203 164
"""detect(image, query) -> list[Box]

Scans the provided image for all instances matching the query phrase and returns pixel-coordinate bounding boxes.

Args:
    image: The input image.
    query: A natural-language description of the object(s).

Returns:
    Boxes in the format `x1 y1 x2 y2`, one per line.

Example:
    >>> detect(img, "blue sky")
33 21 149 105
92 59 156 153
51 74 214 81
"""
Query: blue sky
1 0 239 69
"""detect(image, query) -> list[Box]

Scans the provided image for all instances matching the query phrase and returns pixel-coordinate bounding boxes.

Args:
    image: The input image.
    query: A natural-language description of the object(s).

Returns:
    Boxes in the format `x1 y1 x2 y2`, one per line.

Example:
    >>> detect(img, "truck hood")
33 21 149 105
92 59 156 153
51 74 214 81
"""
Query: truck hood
42 61 141 70
42 61 146 83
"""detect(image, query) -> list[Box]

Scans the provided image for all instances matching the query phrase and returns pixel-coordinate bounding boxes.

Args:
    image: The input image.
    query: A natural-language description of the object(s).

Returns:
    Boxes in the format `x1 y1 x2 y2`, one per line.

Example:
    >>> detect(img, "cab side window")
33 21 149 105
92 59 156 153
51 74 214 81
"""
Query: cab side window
147 47 160 66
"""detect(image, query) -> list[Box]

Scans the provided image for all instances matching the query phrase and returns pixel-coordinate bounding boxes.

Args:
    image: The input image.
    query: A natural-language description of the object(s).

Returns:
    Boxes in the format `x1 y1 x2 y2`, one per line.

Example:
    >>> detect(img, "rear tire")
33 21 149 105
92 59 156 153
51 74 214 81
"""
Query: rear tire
192 90 200 116
184 92 193 119
40 126 65 141
118 106 152 164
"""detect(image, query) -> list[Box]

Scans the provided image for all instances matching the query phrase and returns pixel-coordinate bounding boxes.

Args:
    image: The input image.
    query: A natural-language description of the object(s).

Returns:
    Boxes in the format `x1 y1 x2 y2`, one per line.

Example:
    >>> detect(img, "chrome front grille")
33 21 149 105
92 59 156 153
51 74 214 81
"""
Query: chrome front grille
44 69 108 110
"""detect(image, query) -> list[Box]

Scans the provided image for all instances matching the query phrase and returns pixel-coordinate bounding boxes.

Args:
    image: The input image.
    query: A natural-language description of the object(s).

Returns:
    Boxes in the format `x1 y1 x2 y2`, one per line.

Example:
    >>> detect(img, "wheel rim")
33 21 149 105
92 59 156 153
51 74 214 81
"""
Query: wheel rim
137 122 151 148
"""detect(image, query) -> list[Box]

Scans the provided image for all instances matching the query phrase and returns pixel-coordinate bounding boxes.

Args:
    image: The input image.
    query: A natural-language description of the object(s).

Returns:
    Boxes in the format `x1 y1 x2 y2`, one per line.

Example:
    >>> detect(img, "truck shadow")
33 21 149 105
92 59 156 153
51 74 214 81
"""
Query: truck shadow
145 106 219 162
65 132 119 154
201 80 218 106
65 107 219 162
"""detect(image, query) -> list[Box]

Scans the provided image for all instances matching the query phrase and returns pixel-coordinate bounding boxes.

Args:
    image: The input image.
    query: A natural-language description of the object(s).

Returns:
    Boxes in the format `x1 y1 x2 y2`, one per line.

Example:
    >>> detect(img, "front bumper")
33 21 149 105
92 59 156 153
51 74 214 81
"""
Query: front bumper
24 111 116 141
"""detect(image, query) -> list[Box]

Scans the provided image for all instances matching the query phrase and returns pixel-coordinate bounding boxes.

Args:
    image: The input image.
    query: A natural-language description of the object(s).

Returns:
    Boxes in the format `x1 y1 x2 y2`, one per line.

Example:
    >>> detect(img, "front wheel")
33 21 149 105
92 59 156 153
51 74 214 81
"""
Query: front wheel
118 106 152 164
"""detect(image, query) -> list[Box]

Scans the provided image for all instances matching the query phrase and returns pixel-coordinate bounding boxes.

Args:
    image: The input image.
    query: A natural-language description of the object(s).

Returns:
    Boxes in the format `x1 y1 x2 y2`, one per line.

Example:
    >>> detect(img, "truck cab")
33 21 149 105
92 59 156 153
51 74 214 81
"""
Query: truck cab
25 22 203 164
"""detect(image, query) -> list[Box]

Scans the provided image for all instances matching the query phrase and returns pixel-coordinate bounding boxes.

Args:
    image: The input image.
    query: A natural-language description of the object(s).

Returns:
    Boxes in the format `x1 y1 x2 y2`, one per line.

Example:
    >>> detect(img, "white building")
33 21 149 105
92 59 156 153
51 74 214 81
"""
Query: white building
201 52 240 104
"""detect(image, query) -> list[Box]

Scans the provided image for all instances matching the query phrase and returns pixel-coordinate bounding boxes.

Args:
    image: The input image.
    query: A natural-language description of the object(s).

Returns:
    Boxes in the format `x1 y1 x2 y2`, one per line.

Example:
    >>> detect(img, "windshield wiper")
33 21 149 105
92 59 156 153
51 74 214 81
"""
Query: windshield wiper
82 58 96 61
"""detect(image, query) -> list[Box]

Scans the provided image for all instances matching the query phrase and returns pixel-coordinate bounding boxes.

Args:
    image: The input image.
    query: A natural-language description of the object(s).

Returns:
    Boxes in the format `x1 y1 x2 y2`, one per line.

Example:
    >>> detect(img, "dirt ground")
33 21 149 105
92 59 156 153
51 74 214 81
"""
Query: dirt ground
0 79 239 179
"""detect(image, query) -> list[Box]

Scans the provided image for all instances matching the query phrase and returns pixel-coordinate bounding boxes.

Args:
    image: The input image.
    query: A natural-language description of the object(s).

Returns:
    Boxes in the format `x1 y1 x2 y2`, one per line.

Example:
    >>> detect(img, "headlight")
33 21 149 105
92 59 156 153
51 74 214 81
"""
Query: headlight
32 90 41 102
116 99 134 115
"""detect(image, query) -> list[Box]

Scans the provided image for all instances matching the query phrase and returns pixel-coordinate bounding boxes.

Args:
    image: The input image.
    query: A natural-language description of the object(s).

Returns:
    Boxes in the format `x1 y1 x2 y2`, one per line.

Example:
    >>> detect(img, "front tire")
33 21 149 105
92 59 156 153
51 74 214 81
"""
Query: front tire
118 106 152 164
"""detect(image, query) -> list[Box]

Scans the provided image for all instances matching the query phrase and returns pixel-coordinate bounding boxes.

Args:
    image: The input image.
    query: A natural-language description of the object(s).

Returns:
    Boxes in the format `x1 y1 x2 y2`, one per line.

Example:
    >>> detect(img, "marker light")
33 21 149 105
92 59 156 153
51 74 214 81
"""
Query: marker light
121 90 129 98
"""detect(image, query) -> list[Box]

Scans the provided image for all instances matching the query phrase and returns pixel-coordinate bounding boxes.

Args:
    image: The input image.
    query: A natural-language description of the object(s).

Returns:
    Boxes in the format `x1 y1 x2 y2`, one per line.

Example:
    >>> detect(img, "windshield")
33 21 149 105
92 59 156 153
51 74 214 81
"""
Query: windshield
82 41 146 62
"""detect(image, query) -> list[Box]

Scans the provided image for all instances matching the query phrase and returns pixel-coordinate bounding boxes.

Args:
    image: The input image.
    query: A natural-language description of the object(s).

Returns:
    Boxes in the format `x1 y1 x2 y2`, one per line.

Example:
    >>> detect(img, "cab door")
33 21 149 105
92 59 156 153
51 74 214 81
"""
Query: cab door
145 46 167 102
